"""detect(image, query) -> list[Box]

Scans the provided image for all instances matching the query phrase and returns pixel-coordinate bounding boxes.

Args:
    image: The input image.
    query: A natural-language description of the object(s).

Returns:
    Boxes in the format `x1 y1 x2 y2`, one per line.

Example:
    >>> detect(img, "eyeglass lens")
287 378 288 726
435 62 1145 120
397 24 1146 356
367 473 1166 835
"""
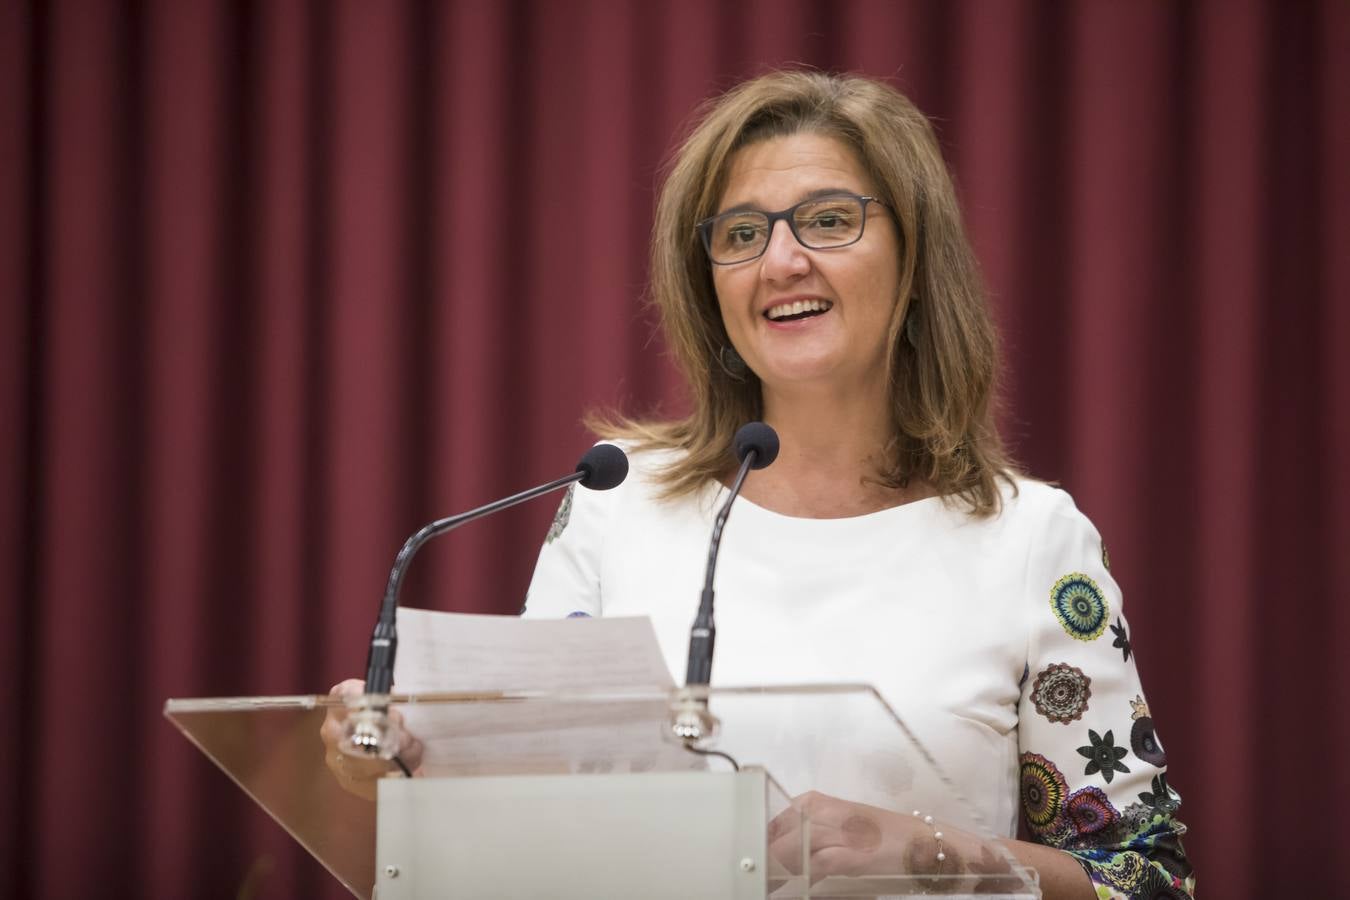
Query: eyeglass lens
706 196 866 264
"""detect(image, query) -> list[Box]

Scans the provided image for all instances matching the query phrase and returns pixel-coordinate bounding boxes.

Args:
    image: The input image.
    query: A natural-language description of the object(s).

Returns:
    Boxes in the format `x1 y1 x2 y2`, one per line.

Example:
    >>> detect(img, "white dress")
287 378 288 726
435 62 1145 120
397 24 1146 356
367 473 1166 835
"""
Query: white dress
522 446 1193 897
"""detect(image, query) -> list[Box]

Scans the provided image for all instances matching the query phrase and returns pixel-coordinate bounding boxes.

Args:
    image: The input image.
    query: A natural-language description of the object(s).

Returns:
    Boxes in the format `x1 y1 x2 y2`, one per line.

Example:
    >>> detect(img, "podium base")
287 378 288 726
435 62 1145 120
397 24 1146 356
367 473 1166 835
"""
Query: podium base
376 769 769 899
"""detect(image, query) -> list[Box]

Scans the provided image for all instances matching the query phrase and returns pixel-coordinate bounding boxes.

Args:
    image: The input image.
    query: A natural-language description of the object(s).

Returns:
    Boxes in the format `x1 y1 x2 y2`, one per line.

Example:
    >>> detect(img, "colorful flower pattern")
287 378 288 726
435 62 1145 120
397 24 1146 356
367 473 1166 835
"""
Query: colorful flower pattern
1131 716 1167 767
1020 752 1069 835
1031 663 1092 724
1111 617 1132 661
1104 802 1154 844
1024 563 1194 899
1138 774 1180 817
1078 728 1132 784
545 485 574 543
1051 573 1109 640
1068 786 1120 835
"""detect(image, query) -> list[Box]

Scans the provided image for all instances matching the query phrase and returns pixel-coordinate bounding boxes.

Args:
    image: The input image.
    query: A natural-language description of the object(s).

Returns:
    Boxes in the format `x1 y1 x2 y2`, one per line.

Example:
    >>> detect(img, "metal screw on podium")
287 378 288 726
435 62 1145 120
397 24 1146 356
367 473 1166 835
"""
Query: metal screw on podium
384 865 400 878
739 858 756 873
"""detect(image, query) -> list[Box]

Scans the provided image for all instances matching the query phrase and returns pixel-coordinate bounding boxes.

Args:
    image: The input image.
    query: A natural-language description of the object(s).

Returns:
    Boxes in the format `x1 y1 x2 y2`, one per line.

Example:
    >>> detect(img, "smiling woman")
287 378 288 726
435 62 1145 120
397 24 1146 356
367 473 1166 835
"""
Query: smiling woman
707 134 903 430
596 72 1010 519
520 71 1198 900
311 68 1196 899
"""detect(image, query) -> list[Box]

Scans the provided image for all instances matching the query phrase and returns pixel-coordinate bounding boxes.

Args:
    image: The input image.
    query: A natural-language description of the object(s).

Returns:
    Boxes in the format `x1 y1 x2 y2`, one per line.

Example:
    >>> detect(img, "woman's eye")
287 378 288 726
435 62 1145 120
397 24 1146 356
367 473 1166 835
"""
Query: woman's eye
803 209 853 230
726 224 760 244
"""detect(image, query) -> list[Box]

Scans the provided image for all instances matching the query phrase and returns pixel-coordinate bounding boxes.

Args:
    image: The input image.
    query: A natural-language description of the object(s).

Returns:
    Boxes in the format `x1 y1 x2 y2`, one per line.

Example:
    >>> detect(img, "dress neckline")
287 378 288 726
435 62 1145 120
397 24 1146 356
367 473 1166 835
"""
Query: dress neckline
708 479 948 532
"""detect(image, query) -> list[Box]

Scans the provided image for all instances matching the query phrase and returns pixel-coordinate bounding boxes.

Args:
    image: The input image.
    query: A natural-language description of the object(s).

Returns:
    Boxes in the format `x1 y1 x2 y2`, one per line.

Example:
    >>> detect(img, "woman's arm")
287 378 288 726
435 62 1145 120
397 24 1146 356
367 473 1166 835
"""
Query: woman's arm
766 791 1093 898
1015 488 1195 899
997 837 1095 899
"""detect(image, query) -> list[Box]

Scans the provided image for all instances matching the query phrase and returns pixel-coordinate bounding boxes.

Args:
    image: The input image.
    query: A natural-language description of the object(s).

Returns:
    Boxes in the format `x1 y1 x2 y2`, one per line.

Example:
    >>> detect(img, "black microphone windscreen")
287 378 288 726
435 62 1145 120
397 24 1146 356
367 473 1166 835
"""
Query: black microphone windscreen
733 422 780 470
576 443 629 490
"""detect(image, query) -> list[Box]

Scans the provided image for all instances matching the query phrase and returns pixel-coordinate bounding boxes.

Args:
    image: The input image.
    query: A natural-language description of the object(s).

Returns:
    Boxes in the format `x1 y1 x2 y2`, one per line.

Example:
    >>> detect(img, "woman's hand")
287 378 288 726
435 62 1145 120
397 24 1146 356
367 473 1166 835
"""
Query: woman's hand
767 791 949 880
319 678 425 802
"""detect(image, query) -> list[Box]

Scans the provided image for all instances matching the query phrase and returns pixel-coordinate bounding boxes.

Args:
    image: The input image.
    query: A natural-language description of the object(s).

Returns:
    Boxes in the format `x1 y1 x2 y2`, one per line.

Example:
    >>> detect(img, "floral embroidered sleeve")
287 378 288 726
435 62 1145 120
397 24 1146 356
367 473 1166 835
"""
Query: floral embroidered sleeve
1019 491 1196 899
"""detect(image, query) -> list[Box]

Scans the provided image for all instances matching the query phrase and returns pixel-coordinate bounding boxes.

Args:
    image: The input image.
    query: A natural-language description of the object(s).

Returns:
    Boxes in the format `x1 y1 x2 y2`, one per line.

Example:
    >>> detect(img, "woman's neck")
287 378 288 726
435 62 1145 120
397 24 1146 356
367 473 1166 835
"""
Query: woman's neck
736 381 933 519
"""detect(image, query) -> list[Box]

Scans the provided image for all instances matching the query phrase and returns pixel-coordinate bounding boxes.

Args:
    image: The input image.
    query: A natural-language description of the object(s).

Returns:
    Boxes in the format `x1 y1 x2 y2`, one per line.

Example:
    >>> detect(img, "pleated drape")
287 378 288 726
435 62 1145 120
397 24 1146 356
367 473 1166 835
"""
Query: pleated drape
3 2 1347 897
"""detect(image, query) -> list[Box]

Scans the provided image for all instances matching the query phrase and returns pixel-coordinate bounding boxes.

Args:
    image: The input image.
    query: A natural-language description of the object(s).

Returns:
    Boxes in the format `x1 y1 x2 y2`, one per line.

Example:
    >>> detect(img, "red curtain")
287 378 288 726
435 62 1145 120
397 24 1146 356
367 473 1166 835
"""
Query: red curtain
3 1 1347 897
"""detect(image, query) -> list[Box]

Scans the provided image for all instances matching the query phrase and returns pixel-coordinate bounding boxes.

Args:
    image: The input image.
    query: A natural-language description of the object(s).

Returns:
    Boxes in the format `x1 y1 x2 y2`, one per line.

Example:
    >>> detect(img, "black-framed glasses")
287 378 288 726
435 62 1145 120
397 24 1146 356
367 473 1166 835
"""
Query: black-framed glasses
696 192 885 265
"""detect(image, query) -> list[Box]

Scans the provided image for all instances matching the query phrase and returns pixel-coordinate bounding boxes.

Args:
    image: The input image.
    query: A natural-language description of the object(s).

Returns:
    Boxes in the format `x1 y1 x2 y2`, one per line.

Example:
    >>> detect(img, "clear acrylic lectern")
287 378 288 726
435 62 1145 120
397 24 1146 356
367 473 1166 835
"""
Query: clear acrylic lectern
165 684 1040 898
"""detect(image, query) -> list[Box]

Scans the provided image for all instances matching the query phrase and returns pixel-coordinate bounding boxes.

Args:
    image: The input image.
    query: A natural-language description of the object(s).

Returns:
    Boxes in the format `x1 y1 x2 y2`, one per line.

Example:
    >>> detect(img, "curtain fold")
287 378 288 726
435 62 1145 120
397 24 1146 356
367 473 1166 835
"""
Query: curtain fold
5 2 1347 896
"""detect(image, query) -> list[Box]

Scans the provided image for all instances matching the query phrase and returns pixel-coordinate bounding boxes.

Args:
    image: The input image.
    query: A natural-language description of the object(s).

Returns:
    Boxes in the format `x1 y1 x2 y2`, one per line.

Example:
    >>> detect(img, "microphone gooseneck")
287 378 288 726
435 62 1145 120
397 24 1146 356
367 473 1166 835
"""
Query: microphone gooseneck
356 444 629 744
683 422 780 689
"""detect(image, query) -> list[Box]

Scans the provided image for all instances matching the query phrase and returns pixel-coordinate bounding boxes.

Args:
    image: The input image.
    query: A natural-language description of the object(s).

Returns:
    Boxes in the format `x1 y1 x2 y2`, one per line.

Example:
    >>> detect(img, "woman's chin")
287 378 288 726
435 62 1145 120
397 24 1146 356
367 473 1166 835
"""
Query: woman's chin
756 361 875 396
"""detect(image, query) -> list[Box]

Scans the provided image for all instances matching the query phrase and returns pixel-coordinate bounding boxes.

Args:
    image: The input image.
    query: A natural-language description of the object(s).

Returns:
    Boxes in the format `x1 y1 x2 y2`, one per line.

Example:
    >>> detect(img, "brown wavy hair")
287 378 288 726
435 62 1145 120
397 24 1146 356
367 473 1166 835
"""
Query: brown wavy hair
592 70 1017 517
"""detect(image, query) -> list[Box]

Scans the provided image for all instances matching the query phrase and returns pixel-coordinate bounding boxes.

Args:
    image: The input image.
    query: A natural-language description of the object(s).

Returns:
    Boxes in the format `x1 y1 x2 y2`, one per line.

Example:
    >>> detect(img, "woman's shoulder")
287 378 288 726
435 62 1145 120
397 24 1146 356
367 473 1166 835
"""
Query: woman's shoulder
981 475 1103 548
995 476 1114 603
597 439 688 491
998 475 1086 521
573 440 708 523
605 438 683 468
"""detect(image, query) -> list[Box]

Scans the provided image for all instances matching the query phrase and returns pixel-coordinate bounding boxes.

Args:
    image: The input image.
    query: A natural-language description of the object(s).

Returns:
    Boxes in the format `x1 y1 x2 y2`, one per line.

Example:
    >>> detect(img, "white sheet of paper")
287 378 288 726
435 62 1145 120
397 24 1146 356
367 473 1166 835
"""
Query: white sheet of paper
391 608 675 693
389 609 699 775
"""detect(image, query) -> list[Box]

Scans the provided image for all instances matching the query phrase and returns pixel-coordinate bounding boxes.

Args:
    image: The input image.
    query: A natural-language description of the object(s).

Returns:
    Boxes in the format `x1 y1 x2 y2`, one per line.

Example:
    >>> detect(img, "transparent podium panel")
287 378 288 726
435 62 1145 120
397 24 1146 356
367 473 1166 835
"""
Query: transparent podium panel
165 684 1040 898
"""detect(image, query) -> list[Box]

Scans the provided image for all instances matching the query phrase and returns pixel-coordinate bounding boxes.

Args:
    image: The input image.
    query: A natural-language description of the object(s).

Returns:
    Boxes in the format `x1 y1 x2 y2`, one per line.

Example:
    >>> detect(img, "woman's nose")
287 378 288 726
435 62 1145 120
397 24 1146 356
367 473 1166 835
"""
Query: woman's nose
759 219 810 280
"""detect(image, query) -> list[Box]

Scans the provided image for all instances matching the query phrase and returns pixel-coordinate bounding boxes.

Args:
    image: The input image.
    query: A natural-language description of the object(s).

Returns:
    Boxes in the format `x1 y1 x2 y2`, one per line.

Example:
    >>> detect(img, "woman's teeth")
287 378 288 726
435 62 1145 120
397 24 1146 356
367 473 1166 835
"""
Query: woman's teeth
766 299 833 321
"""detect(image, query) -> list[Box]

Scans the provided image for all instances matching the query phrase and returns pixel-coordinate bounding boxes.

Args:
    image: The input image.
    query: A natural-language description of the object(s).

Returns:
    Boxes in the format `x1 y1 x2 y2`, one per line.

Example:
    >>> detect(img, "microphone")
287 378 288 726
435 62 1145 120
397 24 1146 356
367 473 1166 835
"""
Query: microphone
349 443 629 758
673 422 779 742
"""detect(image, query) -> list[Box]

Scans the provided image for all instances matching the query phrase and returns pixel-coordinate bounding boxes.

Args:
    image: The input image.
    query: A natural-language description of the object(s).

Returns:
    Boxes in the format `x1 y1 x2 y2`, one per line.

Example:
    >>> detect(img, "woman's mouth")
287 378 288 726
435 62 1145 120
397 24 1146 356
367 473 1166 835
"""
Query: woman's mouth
764 298 833 322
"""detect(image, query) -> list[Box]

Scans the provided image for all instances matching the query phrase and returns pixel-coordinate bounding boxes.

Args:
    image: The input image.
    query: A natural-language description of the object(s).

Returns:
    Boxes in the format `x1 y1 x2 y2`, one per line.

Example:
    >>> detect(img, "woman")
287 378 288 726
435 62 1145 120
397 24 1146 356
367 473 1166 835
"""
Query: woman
520 72 1194 899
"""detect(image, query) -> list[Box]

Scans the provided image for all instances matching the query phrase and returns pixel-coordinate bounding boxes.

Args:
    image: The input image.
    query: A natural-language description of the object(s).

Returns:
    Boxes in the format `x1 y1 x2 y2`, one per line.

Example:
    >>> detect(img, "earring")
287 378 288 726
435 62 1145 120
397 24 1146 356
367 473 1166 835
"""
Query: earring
905 305 920 349
718 345 748 381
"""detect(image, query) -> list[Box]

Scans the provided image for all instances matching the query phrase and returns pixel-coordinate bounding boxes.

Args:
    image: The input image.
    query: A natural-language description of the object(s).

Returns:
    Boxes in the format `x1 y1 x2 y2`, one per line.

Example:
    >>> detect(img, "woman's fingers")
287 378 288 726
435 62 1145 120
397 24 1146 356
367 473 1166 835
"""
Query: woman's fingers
324 743 392 803
318 678 426 796
330 678 366 695
768 793 859 873
767 821 805 873
388 707 425 771
319 679 367 749
768 792 919 879
808 845 876 878
769 826 884 880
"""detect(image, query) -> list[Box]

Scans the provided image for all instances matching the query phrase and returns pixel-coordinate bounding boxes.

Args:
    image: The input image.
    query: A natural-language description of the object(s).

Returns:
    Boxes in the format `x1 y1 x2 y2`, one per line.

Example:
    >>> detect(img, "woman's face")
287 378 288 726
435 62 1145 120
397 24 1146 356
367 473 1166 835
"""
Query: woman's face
711 132 904 400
